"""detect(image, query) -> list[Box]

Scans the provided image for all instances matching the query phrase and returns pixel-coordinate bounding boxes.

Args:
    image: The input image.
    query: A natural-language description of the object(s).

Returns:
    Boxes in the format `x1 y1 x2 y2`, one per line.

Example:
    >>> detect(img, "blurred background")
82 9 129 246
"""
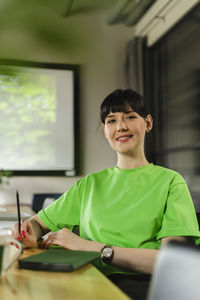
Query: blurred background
0 0 199 211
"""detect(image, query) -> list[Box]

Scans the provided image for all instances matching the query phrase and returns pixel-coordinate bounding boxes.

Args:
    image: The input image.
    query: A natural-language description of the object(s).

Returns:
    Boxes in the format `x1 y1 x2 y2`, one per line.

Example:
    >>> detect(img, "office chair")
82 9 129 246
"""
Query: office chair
31 193 80 236
196 212 200 228
31 193 62 213
147 240 200 300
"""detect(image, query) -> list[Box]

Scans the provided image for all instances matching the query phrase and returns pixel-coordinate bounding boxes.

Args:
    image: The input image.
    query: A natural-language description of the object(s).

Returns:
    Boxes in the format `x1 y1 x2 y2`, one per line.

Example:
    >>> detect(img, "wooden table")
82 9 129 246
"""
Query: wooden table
0 248 130 300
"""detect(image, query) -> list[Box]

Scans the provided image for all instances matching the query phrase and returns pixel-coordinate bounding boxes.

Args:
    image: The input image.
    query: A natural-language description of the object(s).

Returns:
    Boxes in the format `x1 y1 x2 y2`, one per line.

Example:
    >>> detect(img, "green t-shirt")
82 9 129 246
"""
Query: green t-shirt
38 164 200 275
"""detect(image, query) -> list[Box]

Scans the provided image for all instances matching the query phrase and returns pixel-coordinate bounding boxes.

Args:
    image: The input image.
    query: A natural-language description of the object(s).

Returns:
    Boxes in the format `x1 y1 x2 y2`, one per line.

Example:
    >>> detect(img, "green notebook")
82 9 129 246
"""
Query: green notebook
18 248 101 272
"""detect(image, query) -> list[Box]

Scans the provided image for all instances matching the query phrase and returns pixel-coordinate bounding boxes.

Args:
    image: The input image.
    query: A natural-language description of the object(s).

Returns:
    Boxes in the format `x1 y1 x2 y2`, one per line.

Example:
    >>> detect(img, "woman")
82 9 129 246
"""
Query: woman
13 89 200 300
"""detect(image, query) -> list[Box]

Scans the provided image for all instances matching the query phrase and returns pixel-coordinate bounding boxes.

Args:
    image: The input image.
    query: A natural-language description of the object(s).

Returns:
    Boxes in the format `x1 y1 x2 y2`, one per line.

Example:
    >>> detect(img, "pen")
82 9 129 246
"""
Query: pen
16 190 21 236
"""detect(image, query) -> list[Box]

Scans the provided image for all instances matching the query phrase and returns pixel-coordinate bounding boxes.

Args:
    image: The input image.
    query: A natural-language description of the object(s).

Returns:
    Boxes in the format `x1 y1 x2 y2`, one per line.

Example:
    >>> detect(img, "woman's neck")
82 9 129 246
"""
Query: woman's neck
116 153 149 169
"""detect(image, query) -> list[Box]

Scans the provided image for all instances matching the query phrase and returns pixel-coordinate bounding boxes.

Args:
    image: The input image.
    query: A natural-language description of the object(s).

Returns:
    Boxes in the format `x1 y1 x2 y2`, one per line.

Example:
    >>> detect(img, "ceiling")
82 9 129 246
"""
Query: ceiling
0 0 147 58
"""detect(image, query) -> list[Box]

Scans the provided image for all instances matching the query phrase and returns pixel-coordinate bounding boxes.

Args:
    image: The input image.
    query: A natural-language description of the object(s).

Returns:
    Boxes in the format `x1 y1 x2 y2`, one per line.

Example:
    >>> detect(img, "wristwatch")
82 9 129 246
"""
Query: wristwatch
101 245 114 264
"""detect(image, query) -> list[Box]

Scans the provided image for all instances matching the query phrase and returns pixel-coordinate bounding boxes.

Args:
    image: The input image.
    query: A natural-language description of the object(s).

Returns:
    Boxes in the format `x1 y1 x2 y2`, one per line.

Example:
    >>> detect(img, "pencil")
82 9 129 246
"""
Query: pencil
16 190 21 235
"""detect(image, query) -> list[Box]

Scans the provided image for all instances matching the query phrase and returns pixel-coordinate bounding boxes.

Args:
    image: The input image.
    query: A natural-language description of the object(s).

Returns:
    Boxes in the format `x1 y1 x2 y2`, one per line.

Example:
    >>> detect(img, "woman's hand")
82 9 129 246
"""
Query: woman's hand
12 219 38 248
40 228 102 252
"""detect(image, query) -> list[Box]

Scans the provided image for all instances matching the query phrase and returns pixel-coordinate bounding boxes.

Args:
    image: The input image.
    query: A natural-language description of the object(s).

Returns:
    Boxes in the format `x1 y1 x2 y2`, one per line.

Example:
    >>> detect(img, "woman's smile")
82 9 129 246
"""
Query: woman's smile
116 134 133 143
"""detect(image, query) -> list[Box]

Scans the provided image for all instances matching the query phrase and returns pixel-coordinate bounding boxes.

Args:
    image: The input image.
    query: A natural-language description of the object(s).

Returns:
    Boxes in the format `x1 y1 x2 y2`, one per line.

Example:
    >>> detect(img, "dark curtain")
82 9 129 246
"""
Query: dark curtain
124 37 146 96
124 37 154 163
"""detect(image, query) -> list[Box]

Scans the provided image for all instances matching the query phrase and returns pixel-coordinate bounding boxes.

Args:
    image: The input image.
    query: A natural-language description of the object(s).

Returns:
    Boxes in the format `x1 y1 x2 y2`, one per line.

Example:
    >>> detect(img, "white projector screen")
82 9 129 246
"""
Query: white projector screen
0 60 78 176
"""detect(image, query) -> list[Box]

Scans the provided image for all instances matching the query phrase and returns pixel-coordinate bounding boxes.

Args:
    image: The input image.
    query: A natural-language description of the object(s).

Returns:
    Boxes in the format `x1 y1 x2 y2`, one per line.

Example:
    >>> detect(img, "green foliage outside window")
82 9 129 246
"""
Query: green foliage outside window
0 70 56 169
0 169 13 185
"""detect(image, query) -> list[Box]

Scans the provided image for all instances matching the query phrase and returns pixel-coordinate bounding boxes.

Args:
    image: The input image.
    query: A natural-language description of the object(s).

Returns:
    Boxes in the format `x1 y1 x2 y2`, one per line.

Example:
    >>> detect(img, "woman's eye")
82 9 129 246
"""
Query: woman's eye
127 115 136 119
107 119 115 124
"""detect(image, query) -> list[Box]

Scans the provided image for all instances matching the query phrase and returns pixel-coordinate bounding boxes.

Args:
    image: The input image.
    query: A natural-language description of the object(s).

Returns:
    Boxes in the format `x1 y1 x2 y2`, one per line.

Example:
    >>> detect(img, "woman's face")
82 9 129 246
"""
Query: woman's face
102 106 152 156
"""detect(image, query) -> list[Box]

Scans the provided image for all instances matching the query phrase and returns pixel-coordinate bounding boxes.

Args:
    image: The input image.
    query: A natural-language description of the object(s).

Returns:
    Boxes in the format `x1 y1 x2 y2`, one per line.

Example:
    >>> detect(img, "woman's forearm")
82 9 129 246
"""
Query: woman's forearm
112 247 158 274
85 237 187 274
85 240 158 274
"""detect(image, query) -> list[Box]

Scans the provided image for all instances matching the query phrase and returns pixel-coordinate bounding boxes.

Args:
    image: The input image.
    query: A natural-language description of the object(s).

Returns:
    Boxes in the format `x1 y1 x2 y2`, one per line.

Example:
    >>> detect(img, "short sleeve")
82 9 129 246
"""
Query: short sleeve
38 178 83 232
157 174 200 240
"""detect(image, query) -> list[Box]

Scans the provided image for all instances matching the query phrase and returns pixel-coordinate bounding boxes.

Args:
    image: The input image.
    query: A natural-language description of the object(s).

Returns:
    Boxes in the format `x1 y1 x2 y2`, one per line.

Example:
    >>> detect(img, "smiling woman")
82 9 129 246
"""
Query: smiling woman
101 89 153 169
12 89 200 300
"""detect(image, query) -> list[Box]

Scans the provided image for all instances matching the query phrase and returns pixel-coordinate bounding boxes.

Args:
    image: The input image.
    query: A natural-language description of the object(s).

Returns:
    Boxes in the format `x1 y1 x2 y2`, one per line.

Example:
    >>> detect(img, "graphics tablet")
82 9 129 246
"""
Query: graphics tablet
18 248 101 272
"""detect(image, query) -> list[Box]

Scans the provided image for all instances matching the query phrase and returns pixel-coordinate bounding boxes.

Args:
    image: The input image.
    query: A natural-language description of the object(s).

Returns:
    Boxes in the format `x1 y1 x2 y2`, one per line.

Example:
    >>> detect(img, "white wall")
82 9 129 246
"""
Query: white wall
0 3 135 205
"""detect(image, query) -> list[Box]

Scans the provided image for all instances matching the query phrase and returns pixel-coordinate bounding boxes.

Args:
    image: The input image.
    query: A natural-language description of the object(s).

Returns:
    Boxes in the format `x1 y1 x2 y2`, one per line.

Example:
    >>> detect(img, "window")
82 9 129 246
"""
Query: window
146 4 200 209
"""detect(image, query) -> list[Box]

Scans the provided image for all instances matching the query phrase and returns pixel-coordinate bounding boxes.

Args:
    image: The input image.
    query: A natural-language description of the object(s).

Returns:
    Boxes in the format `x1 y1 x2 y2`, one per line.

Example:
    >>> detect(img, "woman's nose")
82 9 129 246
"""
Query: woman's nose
117 120 128 131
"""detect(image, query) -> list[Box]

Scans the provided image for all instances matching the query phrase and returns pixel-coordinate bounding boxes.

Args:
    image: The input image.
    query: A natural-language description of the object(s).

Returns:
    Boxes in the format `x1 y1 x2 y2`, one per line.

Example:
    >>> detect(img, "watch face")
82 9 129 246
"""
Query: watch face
102 247 113 258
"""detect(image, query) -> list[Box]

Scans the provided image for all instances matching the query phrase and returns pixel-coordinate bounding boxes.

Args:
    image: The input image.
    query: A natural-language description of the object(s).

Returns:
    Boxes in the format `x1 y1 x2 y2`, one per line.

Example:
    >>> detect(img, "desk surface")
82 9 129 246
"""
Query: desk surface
0 248 130 300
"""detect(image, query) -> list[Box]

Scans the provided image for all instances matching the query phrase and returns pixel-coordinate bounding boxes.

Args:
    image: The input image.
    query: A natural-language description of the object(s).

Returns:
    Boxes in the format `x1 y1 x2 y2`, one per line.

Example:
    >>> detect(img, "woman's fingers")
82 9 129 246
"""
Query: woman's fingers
39 232 62 248
13 222 21 240
40 233 54 247
10 241 20 249
12 219 37 249
12 219 28 238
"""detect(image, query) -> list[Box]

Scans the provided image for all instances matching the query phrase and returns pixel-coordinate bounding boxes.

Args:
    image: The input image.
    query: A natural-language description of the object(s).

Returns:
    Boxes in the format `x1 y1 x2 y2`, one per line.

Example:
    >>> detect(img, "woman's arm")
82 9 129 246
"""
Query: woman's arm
109 236 187 274
40 228 187 274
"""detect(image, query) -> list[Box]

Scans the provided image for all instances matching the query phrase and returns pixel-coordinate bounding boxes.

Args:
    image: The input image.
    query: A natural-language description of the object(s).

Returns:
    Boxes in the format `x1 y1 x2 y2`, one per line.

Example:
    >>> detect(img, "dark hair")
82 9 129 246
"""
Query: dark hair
100 89 148 124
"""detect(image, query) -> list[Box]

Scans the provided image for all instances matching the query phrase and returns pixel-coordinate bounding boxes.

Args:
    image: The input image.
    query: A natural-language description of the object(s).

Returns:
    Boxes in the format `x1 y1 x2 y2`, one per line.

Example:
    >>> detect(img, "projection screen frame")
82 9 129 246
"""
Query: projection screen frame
0 59 79 177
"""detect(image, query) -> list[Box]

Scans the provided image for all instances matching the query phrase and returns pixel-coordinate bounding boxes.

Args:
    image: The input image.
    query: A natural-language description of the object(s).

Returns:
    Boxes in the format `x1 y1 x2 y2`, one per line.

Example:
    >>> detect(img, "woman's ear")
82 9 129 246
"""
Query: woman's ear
145 115 153 133
101 123 105 133
101 123 107 138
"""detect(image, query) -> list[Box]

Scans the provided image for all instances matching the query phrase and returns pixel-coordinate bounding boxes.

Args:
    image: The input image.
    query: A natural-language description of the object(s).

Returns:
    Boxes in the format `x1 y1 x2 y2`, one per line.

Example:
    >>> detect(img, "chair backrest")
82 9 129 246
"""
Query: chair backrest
147 241 200 300
31 193 62 213
196 212 200 228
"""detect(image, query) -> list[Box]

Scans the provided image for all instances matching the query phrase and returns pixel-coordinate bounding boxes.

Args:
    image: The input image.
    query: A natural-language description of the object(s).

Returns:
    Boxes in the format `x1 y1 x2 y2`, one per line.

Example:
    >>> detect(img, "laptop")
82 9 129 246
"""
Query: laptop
18 248 101 272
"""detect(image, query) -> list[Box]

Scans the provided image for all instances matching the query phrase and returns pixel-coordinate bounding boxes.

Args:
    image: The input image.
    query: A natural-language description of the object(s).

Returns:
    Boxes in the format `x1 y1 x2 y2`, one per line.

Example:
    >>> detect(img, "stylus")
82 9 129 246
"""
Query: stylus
16 190 21 235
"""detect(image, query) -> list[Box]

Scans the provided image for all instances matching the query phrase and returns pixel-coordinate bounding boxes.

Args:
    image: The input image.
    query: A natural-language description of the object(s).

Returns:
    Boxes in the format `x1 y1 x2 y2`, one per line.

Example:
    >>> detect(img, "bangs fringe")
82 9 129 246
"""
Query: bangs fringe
100 89 147 124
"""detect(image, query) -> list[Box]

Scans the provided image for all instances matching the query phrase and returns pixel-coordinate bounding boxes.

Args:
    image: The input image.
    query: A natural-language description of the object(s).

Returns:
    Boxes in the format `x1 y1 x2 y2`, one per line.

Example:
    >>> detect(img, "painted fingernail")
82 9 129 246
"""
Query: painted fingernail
17 237 22 241
22 230 26 238
16 244 19 249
